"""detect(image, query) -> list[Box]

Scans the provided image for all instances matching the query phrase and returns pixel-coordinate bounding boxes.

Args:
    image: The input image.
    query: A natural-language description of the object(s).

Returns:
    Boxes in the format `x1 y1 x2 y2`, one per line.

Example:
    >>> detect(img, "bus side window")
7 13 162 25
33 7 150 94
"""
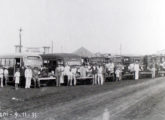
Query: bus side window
6 59 10 66
9 59 14 66
15 58 21 68
2 59 5 66
43 60 48 66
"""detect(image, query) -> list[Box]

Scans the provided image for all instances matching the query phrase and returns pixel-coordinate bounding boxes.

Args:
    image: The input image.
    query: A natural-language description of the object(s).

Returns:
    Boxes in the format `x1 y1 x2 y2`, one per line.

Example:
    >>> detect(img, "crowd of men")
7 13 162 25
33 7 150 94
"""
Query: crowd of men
0 59 157 89
0 65 40 90
53 60 144 87
54 63 105 86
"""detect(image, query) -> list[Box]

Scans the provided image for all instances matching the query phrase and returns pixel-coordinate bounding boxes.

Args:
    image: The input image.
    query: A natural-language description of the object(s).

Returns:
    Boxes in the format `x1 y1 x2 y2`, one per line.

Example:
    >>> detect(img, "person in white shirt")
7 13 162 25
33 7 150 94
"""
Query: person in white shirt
128 63 135 72
0 66 4 87
14 69 20 90
97 65 103 85
32 67 40 88
64 64 71 85
60 65 64 84
67 69 73 86
106 61 115 81
134 61 140 80
115 68 121 81
4 68 9 86
79 64 87 78
151 63 156 78
71 67 77 86
55 65 61 87
25 66 32 88
115 63 123 81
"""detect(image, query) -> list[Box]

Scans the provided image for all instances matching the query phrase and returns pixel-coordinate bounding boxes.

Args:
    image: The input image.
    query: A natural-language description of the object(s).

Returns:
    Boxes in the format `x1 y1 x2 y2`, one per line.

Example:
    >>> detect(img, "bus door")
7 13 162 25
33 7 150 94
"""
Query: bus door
15 58 21 68
49 60 58 72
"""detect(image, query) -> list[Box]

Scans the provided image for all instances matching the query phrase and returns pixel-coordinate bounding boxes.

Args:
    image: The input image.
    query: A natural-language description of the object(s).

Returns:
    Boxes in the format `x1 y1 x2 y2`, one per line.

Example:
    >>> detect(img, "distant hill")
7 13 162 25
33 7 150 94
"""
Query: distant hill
73 47 94 58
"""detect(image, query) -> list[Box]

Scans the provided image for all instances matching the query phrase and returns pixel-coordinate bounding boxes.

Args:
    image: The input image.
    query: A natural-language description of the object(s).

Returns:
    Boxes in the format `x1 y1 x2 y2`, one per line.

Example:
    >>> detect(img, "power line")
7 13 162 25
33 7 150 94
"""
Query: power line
19 27 23 53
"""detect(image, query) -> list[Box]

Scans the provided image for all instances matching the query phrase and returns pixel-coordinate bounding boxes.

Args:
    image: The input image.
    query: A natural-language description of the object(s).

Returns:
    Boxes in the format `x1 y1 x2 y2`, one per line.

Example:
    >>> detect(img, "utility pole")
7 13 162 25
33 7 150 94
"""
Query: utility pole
51 40 53 53
19 28 23 53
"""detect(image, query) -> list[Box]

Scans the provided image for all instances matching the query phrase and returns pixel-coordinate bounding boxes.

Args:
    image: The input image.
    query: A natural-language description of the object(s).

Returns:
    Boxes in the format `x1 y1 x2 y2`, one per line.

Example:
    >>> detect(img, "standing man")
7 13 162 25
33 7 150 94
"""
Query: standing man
79 64 87 78
4 67 9 86
25 66 32 88
32 68 40 88
115 67 121 81
64 64 71 85
151 63 156 78
102 64 107 83
71 66 77 86
117 63 124 81
106 60 115 81
67 69 72 86
97 65 103 85
91 64 98 85
0 66 4 87
60 65 64 85
14 68 20 90
134 61 140 80
55 65 61 87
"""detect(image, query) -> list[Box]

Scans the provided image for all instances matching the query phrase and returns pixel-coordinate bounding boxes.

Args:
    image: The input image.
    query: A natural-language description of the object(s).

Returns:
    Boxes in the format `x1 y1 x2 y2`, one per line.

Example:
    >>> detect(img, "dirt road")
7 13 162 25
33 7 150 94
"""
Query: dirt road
1 77 165 120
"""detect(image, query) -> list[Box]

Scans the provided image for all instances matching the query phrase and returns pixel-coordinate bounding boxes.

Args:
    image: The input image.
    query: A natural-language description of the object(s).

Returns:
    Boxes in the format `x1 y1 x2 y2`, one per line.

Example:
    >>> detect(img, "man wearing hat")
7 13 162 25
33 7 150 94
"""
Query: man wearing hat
25 66 32 88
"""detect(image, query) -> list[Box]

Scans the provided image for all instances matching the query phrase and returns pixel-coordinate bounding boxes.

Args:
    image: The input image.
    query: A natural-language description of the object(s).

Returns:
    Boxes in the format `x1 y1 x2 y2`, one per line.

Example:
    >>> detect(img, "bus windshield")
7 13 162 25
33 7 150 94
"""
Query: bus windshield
24 56 42 67
67 60 81 66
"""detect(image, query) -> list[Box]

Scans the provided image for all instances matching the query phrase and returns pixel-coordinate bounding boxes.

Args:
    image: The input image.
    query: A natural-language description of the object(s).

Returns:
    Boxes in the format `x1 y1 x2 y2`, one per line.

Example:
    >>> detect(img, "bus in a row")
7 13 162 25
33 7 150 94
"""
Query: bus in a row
0 53 43 84
1 53 165 86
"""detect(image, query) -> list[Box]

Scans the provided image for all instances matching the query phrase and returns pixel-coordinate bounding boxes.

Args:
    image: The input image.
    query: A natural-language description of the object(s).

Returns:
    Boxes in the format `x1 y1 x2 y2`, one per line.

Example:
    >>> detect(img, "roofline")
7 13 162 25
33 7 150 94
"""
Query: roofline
0 53 41 59
40 53 81 59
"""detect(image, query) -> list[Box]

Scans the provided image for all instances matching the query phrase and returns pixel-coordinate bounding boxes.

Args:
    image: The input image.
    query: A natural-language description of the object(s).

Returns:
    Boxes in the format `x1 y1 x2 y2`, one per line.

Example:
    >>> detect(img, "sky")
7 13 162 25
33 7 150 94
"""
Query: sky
0 0 165 55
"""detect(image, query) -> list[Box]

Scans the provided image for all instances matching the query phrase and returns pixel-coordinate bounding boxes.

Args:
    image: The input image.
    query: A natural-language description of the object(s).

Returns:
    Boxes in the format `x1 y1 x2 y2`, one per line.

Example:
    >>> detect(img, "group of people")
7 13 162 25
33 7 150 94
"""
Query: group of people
54 61 125 87
78 64 105 85
128 60 156 80
0 65 40 90
128 61 141 80
0 60 156 89
55 63 107 87
0 66 9 87
55 64 77 87
15 66 40 89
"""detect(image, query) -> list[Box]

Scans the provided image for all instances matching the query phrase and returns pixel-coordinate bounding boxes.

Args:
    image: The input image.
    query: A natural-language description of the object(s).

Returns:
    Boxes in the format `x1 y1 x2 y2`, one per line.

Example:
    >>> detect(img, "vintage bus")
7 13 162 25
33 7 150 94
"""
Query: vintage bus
41 53 82 72
89 57 111 65
0 53 43 84
121 56 143 79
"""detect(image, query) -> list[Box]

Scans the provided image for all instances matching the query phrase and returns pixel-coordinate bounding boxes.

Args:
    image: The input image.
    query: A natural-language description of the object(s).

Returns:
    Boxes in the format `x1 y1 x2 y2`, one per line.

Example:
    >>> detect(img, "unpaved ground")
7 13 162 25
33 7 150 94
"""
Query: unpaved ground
0 77 165 120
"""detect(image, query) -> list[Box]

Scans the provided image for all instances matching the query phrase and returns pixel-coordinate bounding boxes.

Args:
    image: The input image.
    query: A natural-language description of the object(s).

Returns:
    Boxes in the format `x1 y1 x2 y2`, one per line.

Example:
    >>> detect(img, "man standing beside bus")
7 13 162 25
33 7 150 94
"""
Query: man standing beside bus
25 66 32 88
55 65 62 87
4 67 9 86
106 60 115 81
33 68 40 88
151 63 156 78
71 66 77 86
91 64 97 85
134 61 140 80
64 64 70 85
60 65 65 85
97 65 103 85
0 66 4 87
14 68 20 90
